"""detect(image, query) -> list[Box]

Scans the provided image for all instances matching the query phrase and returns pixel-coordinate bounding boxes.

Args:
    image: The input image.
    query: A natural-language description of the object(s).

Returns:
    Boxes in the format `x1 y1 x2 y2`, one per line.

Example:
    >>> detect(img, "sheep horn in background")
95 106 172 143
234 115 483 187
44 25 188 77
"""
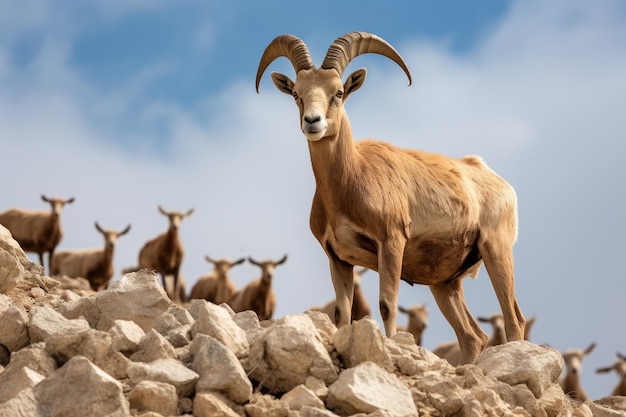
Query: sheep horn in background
321 31 412 85
256 34 314 93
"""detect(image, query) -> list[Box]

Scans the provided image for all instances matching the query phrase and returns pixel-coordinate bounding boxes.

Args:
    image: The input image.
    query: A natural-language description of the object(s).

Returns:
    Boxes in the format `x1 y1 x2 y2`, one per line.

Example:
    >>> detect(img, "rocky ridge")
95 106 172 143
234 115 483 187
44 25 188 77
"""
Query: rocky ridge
0 225 625 417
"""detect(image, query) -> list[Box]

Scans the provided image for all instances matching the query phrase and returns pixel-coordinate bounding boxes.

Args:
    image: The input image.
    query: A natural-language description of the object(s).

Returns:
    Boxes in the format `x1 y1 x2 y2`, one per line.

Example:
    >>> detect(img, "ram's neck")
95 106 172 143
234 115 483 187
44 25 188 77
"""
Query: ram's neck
308 112 359 199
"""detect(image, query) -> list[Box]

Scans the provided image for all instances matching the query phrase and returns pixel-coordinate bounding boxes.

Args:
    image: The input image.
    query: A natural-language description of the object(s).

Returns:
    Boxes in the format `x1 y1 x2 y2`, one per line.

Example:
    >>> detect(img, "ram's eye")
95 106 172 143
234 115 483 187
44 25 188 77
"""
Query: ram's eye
335 90 344 99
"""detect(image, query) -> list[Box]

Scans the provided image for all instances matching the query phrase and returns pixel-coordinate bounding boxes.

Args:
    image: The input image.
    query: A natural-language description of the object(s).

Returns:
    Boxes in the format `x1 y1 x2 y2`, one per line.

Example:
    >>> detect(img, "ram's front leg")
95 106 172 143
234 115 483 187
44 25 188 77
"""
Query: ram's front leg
378 236 406 337
329 255 355 328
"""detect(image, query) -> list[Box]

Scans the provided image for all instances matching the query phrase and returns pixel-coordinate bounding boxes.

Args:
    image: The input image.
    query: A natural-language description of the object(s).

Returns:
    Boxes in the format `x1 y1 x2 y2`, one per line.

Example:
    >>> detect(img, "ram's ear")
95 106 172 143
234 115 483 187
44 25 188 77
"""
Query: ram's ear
271 72 295 95
343 68 367 100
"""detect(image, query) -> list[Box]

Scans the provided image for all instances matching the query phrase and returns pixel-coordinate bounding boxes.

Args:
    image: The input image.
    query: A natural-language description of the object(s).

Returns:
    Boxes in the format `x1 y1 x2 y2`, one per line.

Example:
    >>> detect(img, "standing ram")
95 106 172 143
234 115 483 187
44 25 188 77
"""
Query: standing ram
189 256 245 304
51 222 131 291
256 31 526 364
128 205 193 303
229 255 287 320
596 352 626 397
0 195 75 274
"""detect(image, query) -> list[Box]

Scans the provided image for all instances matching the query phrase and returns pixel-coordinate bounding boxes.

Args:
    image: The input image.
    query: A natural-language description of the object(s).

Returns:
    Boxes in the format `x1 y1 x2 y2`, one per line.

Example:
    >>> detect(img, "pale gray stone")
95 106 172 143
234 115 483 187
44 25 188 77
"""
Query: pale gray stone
153 310 192 347
327 361 418 417
243 314 338 394
475 341 563 398
190 300 249 358
0 294 29 351
190 333 252 404
0 366 44 404
44 328 114 366
95 270 172 332
108 319 145 355
128 380 178 416
127 358 199 397
281 385 325 411
129 328 177 362
332 317 393 372
193 392 241 417
28 304 90 344
33 355 129 417
0 388 41 417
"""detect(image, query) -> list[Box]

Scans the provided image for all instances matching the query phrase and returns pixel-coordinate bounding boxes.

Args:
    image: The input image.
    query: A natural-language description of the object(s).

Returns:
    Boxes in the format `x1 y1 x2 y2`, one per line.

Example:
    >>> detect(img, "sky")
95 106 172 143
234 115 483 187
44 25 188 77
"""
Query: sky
1 0 625 401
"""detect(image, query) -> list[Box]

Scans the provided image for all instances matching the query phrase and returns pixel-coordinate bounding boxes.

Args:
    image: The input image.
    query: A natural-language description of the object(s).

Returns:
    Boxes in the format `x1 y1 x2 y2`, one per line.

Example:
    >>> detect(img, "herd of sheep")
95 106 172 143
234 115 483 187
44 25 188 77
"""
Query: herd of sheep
1 30 624 408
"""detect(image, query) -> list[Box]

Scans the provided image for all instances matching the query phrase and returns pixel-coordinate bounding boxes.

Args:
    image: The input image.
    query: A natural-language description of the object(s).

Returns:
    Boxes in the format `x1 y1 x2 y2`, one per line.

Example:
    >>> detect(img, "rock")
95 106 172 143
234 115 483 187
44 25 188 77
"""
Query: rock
193 391 241 417
108 319 145 355
44 327 114 369
327 361 418 417
475 341 563 398
127 358 199 397
190 300 249 358
0 388 40 417
332 317 393 371
281 385 325 411
190 333 252 404
0 294 30 351
129 328 177 362
0 225 30 294
128 380 178 416
33 355 129 417
243 314 338 394
28 304 90 344
94 270 172 331
0 366 44 404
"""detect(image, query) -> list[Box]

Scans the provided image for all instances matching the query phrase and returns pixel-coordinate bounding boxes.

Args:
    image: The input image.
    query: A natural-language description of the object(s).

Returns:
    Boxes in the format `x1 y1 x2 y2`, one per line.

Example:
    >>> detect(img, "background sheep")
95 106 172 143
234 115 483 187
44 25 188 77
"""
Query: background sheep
397 304 428 346
310 267 371 324
0 195 75 274
229 254 287 320
189 256 245 304
560 342 596 402
478 313 506 347
256 31 526 365
596 352 626 397
51 222 131 291
129 205 193 303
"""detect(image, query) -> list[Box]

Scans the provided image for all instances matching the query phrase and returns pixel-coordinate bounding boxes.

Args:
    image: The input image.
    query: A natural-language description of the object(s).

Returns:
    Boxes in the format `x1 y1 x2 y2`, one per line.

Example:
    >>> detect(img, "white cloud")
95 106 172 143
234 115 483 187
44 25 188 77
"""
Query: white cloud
1 0 624 399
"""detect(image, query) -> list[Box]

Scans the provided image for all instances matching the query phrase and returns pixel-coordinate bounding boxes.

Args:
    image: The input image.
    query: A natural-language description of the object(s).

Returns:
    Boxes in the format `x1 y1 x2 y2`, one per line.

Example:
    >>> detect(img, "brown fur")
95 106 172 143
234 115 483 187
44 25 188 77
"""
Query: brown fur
478 313 507 347
189 256 245 304
398 304 428 346
228 255 287 320
51 222 130 291
0 195 74 274
311 267 371 324
257 32 526 364
560 342 596 402
596 352 626 397
133 206 193 303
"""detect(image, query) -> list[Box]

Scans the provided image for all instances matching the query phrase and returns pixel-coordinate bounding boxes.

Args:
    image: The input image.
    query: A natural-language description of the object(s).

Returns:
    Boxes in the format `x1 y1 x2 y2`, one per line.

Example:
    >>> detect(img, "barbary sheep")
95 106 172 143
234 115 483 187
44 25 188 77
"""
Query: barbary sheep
310 267 371 324
228 255 287 320
596 352 626 396
560 342 596 402
131 206 193 303
397 304 428 346
478 313 507 347
0 195 75 274
189 256 245 304
51 222 131 291
256 31 526 364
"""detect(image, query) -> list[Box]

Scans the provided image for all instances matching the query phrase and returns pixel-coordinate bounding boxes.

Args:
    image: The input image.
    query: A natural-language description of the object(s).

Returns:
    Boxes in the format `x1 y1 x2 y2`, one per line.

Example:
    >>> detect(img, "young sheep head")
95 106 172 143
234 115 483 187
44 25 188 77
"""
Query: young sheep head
41 194 75 217
248 254 288 283
596 352 626 384
158 205 194 229
95 222 131 248
205 256 245 278
478 313 506 346
256 32 412 143
562 342 596 377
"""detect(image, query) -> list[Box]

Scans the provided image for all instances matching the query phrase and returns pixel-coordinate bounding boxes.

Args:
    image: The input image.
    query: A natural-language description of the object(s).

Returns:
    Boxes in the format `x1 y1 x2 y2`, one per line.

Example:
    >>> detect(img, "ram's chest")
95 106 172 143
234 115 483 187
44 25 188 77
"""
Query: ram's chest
322 217 380 270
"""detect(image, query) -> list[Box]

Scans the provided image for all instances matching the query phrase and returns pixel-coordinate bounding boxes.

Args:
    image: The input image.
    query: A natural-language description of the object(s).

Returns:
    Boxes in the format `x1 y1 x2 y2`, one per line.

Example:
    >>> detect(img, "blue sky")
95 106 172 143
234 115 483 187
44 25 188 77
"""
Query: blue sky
2 0 626 400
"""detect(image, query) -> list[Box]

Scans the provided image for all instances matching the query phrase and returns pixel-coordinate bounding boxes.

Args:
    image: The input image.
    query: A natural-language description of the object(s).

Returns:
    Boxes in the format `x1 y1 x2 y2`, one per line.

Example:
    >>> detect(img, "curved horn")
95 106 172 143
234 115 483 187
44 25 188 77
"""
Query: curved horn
95 222 105 234
248 256 262 267
256 34 314 93
119 224 131 236
321 31 412 85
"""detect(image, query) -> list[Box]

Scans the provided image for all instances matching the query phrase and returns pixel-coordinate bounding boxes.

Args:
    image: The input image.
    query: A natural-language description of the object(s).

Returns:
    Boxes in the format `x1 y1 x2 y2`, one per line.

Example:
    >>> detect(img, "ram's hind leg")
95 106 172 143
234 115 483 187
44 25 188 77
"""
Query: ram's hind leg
430 279 488 365
479 237 525 342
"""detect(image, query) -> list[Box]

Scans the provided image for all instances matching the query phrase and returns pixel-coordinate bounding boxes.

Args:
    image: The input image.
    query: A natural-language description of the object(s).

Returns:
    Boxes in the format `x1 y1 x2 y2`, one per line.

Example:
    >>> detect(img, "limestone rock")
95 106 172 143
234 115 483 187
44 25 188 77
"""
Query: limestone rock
28 304 90 344
108 319 145 355
128 380 178 416
127 358 199 397
193 391 241 417
95 270 172 331
129 328 177 362
190 333 252 404
281 384 325 411
327 361 418 417
332 317 393 371
243 314 338 394
190 300 249 358
0 294 30 351
33 355 129 417
475 341 563 398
